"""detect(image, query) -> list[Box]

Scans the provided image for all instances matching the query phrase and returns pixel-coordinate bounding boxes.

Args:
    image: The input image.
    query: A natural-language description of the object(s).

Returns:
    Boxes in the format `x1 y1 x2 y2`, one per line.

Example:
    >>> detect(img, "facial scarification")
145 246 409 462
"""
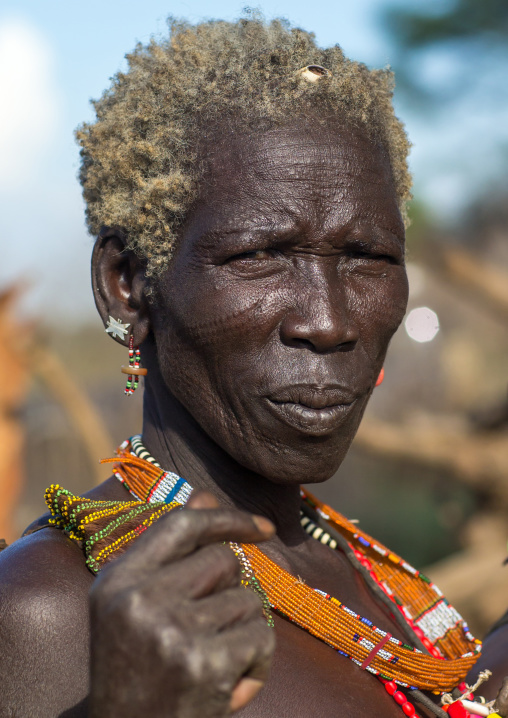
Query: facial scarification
172 295 266 346
146 119 408 484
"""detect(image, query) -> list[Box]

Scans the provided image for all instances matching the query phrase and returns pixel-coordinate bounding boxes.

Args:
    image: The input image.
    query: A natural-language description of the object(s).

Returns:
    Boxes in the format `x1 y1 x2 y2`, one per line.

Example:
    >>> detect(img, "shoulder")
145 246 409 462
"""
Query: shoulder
1 475 134 606
0 526 93 667
0 476 132 715
0 477 121 640
0 528 93 716
0 524 94 597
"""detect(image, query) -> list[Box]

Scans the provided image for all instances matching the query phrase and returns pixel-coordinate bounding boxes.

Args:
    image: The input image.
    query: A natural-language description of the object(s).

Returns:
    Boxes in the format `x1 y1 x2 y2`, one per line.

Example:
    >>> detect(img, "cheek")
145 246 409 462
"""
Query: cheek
152 272 278 399
350 270 409 345
177 291 266 348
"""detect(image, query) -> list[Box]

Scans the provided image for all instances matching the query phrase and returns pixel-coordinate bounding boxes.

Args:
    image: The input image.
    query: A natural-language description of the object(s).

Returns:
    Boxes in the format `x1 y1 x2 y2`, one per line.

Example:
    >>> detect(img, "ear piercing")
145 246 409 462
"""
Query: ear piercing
105 316 130 340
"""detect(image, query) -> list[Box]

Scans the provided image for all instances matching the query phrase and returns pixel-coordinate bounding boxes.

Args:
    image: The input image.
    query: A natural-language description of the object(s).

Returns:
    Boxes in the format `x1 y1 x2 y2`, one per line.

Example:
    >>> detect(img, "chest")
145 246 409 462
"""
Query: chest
239 616 434 718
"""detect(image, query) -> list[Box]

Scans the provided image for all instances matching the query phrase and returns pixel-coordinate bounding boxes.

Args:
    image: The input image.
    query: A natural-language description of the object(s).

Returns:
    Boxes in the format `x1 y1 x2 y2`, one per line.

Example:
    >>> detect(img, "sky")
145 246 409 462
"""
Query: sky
0 0 506 320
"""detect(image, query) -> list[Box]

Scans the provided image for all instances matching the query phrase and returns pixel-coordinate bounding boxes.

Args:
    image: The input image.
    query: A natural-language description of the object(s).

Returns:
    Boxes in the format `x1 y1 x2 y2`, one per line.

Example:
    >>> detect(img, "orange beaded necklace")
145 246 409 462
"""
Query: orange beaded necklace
44 437 481 696
242 542 477 691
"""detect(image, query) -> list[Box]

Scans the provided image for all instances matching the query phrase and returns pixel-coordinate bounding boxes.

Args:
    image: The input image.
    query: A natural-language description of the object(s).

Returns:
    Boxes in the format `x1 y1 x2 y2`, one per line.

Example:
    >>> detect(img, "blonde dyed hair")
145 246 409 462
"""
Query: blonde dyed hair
76 16 411 275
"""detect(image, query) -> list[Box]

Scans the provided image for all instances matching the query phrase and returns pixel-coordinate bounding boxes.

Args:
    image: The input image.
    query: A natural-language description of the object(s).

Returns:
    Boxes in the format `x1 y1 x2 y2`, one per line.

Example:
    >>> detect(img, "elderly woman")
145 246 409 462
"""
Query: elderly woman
0 17 507 718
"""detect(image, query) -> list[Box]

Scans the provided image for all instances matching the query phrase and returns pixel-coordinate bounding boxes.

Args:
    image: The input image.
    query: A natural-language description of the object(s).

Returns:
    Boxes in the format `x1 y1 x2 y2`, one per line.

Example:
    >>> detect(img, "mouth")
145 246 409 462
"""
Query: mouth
264 385 358 436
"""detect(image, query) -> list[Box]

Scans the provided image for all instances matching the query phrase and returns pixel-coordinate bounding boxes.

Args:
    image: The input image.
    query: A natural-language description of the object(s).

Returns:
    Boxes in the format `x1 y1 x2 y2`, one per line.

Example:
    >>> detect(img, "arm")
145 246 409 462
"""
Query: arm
0 529 93 717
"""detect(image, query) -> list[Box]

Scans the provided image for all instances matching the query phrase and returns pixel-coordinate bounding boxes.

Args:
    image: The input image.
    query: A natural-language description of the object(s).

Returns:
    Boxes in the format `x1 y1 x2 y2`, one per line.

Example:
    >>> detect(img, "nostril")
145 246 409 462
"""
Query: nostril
285 336 357 354
337 339 357 353
287 337 316 350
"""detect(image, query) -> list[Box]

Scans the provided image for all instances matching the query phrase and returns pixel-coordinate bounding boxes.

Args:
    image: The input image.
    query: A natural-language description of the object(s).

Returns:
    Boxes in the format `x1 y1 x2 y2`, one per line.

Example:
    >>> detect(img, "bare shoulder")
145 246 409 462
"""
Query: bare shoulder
0 528 93 717
0 523 94 599
0 474 127 610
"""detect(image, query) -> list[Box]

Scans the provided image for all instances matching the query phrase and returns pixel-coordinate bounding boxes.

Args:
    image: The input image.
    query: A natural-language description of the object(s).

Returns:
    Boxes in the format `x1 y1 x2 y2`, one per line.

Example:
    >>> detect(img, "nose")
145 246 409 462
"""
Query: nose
280 265 359 353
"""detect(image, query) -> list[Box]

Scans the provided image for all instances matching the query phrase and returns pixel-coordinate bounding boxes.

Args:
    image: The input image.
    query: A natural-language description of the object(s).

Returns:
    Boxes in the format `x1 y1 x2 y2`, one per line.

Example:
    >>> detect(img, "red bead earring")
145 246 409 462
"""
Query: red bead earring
375 367 385 387
121 335 147 395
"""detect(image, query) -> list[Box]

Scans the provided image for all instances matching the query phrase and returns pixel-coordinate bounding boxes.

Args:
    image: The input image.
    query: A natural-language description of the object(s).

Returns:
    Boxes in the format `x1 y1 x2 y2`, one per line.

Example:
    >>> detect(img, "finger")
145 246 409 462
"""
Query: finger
186 490 220 510
102 507 274 580
179 586 265 633
131 542 242 606
230 677 264 713
160 542 242 599
210 617 275 688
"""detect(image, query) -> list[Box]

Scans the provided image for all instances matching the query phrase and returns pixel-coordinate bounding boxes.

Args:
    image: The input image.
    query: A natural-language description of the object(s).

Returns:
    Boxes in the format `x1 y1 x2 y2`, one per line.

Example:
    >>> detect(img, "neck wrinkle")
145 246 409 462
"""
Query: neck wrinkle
141 373 306 552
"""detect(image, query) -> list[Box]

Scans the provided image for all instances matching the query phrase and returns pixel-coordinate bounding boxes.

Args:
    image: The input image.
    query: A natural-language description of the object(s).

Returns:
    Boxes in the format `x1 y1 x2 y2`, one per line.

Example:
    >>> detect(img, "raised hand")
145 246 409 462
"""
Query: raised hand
88 492 276 718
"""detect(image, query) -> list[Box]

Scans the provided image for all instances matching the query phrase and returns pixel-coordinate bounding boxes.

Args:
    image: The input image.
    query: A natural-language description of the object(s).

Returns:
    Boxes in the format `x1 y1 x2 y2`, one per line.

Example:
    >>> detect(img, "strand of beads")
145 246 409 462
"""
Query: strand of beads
351 546 444 660
301 489 479 662
121 336 147 394
299 510 445 662
103 441 479 701
380 678 417 716
230 542 274 627
125 336 139 394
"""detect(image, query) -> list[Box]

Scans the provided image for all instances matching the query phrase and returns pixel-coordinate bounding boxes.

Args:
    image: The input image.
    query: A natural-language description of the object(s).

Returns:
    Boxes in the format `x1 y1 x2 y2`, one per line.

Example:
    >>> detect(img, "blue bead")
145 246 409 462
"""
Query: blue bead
164 477 187 503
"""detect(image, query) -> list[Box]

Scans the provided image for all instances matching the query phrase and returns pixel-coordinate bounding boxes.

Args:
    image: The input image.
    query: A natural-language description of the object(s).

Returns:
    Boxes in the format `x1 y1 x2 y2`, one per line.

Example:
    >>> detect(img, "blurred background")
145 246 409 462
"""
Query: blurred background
1 0 507 636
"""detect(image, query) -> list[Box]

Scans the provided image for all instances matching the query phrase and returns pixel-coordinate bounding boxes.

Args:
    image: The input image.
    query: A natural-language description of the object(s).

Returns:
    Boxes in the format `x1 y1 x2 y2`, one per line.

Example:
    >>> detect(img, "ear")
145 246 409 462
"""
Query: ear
91 227 151 347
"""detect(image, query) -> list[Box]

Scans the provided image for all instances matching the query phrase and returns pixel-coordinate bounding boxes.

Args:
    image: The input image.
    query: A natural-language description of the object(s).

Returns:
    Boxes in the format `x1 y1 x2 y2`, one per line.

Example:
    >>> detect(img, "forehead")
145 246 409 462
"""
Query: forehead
189 120 403 240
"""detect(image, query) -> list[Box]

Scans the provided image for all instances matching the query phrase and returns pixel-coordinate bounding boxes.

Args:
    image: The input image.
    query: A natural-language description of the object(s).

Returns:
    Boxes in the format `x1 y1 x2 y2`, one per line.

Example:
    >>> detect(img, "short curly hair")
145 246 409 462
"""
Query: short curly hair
76 16 411 276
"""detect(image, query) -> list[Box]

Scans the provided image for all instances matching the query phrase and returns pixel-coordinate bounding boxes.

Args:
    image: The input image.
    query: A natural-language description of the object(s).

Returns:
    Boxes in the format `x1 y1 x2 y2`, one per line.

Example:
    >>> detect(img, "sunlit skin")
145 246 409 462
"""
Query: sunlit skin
0 119 507 717
147 122 408 485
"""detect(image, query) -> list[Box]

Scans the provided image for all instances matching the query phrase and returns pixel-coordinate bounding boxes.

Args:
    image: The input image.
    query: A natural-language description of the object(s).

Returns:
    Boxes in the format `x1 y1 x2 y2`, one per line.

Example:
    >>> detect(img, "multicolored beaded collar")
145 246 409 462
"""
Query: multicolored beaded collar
44 436 489 718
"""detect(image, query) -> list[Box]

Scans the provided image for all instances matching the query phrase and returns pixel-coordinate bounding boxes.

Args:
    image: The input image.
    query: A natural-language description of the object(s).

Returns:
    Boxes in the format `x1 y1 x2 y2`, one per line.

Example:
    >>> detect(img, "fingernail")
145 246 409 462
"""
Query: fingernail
252 515 275 534
230 677 264 712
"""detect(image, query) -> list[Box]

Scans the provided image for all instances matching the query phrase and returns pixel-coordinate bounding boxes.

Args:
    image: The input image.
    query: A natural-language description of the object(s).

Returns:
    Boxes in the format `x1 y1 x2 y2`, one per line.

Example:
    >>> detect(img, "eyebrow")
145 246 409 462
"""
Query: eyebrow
197 223 298 247
197 226 405 259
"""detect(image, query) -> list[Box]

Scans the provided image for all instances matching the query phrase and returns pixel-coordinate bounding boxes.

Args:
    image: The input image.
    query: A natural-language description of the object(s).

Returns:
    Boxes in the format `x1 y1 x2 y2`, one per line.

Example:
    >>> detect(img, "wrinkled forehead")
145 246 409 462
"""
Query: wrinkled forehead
191 120 403 237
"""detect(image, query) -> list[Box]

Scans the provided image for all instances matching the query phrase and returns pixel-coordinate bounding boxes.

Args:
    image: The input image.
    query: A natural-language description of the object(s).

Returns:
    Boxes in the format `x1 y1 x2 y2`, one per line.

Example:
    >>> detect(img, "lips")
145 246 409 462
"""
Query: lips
264 384 359 436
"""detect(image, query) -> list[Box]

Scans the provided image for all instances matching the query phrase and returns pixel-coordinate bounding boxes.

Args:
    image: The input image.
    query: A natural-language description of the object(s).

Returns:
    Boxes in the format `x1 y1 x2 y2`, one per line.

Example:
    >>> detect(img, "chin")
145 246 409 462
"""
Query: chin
239 440 350 485
242 410 364 484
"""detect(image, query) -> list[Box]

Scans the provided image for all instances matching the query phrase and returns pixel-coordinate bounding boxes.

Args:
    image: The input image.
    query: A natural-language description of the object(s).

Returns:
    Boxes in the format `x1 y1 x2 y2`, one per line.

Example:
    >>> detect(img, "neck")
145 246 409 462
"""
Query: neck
141 363 305 549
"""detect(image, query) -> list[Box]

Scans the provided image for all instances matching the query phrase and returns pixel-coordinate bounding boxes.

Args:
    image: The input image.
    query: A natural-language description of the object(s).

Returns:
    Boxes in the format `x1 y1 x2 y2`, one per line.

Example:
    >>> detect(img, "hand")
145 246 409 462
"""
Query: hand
88 492 276 718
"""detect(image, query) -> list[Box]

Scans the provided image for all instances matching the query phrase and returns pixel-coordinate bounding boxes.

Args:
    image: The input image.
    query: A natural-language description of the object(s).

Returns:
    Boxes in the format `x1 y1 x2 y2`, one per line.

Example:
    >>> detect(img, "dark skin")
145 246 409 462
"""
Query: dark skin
1 119 507 718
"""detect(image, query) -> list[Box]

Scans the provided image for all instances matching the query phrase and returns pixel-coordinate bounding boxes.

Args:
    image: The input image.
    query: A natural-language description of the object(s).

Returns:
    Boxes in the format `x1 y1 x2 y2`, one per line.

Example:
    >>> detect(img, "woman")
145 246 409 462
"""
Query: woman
0 17 506 718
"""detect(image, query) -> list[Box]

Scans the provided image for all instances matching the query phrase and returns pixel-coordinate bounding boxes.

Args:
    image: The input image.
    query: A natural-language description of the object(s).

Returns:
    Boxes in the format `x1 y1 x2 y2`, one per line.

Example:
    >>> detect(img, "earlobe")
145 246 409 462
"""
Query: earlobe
91 226 151 347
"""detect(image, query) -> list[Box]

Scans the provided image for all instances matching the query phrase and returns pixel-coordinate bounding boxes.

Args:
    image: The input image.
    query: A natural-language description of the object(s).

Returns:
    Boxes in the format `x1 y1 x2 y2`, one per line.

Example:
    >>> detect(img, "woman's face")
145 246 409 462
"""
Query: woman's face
151 120 409 483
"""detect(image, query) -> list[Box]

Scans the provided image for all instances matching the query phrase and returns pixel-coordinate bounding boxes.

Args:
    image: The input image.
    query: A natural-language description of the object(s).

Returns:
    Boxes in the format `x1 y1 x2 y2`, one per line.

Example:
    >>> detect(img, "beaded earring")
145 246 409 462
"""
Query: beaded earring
375 367 385 387
121 335 147 395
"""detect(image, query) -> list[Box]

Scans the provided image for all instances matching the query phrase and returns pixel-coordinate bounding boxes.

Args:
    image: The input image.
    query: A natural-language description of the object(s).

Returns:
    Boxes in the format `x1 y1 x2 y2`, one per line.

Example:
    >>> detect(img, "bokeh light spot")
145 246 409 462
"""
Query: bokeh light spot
405 307 440 343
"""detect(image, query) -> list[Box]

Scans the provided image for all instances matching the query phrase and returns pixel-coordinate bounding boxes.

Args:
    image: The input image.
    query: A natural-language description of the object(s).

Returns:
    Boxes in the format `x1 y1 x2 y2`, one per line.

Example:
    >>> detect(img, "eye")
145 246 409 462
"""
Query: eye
348 250 397 264
224 247 284 278
228 249 274 262
345 249 402 278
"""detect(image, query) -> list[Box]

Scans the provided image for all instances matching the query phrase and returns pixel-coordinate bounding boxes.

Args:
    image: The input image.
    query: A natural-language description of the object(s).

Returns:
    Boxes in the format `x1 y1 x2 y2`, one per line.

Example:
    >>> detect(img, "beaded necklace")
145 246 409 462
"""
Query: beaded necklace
44 437 489 718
